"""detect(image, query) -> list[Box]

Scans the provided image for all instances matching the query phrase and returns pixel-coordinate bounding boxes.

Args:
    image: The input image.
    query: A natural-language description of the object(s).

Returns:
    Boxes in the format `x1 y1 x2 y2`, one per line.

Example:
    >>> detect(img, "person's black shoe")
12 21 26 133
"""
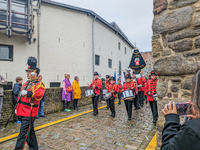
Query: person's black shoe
110 114 115 117
40 116 46 119
36 116 40 119
128 118 131 120
75 107 78 111
137 107 140 110
118 102 121 105
93 113 96 116
141 105 143 108
134 108 137 110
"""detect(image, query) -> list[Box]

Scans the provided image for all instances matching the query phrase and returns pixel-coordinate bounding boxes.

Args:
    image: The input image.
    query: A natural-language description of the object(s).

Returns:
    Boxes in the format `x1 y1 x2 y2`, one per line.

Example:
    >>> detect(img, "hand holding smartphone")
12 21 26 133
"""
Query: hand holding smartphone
167 102 191 116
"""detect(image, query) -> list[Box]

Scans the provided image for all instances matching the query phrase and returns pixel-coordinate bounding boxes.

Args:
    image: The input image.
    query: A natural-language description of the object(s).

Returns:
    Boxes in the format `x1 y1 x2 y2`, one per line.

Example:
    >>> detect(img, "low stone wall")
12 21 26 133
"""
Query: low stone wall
0 87 93 125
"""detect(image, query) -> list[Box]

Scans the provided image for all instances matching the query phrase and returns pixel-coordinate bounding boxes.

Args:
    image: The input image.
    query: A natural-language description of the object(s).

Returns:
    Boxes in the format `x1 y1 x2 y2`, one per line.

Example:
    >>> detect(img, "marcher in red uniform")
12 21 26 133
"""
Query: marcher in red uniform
145 71 158 125
132 71 140 110
117 78 122 105
15 57 45 150
90 72 102 116
123 74 136 120
141 74 146 104
107 76 118 117
105 75 110 109
137 73 145 107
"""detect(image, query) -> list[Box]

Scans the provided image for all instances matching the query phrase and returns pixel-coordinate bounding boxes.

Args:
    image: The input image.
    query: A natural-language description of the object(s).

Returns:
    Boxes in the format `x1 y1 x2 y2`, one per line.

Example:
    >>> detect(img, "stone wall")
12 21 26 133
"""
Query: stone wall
0 87 93 125
152 0 200 149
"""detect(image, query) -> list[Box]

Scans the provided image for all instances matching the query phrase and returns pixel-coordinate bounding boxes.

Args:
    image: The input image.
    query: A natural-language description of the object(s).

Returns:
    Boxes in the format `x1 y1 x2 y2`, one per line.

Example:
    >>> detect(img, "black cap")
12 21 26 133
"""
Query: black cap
36 67 40 75
133 71 137 74
126 74 132 79
110 76 115 81
106 75 110 79
94 72 99 76
151 70 156 75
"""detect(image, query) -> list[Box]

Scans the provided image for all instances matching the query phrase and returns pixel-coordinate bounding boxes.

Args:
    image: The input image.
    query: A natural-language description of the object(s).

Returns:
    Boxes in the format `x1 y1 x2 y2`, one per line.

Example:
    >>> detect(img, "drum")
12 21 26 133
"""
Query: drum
85 89 95 98
122 90 135 101
153 94 158 101
103 89 108 95
104 92 112 100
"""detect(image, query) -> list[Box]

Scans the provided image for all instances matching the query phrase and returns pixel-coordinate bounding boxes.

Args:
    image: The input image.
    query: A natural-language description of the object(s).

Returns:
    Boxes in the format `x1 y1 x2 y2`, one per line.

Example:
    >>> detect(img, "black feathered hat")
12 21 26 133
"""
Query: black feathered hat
126 74 132 79
151 70 156 75
106 75 110 79
26 56 37 72
110 76 115 81
94 72 99 76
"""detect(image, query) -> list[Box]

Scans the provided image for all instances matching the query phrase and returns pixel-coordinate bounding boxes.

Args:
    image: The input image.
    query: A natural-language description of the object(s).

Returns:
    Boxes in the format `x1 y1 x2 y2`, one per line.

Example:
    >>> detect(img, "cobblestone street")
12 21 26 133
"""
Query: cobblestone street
0 101 156 150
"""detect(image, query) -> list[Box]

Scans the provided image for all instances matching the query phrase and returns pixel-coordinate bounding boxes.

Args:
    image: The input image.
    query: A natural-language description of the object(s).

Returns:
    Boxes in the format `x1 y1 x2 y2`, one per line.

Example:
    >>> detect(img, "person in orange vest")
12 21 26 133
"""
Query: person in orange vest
145 71 158 125
107 76 118 117
15 57 45 150
123 74 137 120
117 78 123 105
89 72 102 116
105 75 110 109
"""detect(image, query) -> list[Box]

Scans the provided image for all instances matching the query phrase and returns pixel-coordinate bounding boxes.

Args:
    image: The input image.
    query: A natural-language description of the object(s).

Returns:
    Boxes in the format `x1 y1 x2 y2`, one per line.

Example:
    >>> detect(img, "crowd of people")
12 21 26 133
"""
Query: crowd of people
0 56 200 150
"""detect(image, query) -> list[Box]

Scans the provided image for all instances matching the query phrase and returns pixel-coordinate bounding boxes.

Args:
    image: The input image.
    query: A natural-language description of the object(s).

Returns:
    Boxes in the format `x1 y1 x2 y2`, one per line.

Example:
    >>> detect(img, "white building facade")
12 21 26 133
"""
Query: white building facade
0 0 134 88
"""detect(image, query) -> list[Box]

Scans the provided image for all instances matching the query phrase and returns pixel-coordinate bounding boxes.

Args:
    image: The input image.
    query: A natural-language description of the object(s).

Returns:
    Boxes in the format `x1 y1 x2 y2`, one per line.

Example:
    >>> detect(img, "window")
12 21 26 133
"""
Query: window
125 47 126 54
108 59 112 68
50 82 60 87
95 55 100 66
118 42 121 50
4 82 13 90
0 44 13 61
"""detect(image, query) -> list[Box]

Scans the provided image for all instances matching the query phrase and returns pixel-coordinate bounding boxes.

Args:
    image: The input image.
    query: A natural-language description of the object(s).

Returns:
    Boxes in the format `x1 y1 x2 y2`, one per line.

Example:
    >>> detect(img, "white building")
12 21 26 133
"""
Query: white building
0 0 134 88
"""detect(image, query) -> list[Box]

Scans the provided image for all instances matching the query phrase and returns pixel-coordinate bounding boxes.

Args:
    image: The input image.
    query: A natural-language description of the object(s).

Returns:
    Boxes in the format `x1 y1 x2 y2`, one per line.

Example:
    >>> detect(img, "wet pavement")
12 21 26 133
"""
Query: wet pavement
0 100 156 150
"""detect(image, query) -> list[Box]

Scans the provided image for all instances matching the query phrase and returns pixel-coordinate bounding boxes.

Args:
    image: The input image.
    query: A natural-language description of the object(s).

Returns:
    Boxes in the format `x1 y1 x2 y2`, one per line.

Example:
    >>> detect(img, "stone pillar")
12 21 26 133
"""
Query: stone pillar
152 0 200 149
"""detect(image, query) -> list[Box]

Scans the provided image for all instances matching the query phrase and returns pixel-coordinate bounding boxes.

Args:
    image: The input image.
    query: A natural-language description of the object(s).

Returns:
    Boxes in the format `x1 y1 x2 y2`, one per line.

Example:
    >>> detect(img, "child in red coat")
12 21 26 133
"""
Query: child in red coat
117 78 123 105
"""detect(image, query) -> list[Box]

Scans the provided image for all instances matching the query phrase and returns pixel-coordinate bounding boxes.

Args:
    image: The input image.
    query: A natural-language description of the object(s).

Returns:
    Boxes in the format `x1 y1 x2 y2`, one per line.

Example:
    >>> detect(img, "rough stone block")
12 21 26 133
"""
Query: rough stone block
152 6 193 34
154 54 199 76
194 1 200 12
195 38 200 49
169 0 198 9
152 40 163 52
181 80 192 90
168 39 193 53
194 12 200 27
153 0 168 15
162 50 171 56
168 28 200 42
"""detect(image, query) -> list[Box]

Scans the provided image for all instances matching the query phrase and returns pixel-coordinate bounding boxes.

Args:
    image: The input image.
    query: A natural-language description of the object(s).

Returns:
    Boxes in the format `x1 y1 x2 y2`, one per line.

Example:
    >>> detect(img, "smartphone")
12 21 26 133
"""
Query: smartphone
167 103 192 116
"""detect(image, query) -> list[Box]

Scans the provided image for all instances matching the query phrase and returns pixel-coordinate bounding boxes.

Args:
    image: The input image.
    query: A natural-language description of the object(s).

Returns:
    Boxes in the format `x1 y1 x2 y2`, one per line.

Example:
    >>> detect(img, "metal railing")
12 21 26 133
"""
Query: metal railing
0 0 35 43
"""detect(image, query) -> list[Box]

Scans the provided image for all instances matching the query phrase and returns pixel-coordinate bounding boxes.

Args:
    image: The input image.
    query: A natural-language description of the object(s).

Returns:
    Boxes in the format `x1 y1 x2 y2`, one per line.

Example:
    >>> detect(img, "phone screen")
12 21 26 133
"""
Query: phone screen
167 103 191 116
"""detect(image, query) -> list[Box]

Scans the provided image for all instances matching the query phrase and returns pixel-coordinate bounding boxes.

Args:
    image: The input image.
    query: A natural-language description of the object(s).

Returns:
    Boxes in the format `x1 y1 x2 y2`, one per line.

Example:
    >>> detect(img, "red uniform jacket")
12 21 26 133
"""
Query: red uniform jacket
105 81 110 89
145 79 158 101
123 81 137 93
107 83 118 97
90 79 102 95
117 84 123 93
136 78 145 92
16 80 45 117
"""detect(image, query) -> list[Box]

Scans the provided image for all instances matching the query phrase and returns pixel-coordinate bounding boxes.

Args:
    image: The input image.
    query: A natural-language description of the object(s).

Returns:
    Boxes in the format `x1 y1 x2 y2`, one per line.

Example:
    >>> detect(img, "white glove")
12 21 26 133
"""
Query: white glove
21 90 28 96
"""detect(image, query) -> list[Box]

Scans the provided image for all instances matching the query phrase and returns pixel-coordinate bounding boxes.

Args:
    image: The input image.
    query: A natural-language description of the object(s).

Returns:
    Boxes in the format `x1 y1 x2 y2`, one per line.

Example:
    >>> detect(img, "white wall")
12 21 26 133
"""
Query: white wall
40 4 93 87
94 19 133 79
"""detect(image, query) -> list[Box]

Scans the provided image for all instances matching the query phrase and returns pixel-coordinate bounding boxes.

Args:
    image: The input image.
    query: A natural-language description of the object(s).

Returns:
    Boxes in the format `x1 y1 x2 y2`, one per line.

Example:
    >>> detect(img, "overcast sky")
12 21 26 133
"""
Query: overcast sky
54 0 153 52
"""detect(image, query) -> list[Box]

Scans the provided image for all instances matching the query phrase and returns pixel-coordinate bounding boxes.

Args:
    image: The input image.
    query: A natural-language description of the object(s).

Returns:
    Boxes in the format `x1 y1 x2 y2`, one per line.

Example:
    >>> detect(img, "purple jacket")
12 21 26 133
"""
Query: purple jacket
62 78 73 101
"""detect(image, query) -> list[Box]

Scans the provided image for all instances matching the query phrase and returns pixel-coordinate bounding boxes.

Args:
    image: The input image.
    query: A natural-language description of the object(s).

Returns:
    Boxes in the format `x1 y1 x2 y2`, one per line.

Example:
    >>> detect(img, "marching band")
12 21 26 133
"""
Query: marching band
87 70 158 124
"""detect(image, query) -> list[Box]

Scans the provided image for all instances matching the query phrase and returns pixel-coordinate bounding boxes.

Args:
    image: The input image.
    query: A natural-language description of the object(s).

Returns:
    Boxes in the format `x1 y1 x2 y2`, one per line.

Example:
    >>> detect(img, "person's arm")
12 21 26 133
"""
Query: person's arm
161 114 197 150
0 75 7 85
28 82 45 101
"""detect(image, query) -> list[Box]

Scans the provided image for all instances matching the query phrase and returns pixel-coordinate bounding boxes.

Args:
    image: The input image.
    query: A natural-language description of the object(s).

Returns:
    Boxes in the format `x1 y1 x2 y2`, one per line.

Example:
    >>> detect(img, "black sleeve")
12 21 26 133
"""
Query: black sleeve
161 114 198 150
27 91 33 97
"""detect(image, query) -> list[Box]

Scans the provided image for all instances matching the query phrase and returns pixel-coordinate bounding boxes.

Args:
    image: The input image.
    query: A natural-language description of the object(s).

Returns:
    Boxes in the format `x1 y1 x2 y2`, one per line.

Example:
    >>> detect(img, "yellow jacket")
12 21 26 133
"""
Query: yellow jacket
72 80 82 99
